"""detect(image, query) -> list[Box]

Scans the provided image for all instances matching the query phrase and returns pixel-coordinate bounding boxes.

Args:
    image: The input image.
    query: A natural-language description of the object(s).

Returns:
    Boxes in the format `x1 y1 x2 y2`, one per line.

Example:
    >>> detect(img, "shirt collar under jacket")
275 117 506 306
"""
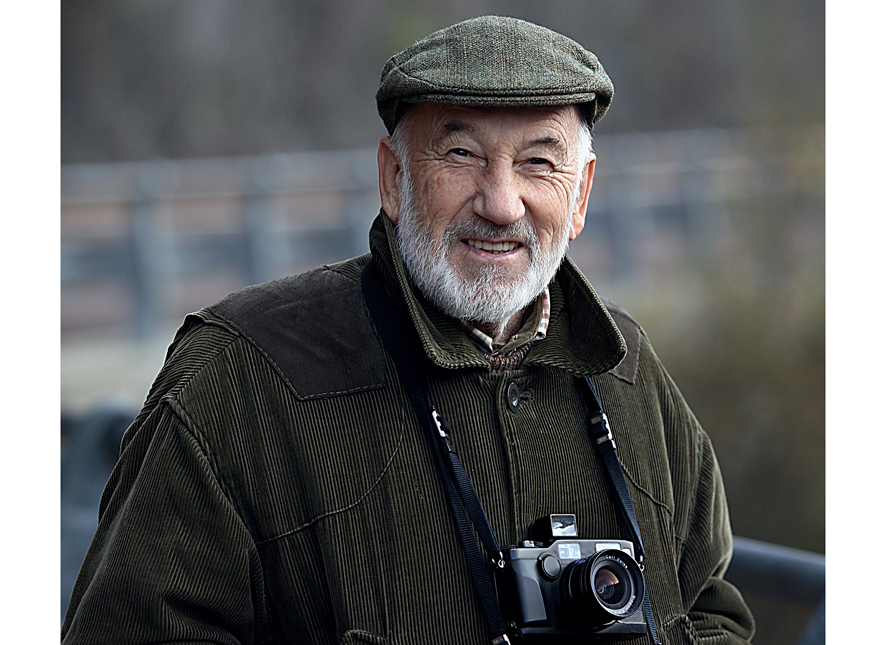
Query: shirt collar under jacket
369 211 627 377
460 286 550 357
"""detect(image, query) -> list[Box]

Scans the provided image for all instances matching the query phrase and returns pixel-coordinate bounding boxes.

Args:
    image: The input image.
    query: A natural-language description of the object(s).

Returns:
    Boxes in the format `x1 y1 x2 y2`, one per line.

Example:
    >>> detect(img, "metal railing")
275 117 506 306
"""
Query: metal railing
726 537 825 645
61 125 824 338
726 537 825 644
728 536 825 607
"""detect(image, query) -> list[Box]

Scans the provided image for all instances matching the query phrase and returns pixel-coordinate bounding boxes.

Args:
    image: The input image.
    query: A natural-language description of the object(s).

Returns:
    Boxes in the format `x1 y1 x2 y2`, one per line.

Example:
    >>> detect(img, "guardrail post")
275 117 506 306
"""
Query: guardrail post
128 174 164 338
242 160 282 285
345 153 379 258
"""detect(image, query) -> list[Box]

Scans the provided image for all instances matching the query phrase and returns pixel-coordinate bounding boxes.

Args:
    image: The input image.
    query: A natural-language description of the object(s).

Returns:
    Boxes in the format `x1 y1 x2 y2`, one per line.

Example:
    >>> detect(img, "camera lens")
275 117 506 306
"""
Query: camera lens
564 550 644 621
594 565 628 607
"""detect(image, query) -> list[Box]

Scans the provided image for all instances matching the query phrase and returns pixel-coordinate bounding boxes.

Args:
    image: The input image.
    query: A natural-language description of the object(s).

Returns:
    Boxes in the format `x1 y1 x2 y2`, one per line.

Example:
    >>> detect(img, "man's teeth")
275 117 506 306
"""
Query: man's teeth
466 239 519 253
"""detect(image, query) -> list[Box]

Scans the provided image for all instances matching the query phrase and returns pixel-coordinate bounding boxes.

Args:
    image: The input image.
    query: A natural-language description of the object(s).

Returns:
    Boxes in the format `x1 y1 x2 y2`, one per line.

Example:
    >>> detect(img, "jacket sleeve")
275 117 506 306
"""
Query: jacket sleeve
674 422 756 644
61 398 272 645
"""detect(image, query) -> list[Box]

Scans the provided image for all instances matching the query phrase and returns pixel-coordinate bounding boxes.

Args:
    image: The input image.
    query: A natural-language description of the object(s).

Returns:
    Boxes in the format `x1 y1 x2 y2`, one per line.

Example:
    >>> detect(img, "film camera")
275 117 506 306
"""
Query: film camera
495 514 648 640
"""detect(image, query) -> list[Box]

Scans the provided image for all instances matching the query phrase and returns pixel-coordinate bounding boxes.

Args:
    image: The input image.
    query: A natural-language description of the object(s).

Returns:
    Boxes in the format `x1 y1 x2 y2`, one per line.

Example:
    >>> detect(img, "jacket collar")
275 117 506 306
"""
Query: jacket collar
369 211 626 377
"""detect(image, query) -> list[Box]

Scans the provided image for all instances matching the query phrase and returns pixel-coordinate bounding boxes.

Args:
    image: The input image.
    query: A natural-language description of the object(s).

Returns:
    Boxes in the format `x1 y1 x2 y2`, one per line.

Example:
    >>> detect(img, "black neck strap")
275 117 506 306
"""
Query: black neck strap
362 264 510 645
580 376 660 645
580 377 647 562
361 262 658 645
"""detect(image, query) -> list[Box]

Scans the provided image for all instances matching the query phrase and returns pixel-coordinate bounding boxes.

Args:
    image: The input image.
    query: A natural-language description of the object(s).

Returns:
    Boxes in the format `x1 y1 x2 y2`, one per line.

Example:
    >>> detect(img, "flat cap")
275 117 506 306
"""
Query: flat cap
376 15 614 134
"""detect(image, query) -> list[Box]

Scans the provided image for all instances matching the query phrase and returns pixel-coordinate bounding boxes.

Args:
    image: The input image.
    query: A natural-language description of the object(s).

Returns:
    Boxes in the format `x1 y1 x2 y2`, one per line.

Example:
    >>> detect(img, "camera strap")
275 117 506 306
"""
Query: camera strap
361 263 511 645
581 377 661 645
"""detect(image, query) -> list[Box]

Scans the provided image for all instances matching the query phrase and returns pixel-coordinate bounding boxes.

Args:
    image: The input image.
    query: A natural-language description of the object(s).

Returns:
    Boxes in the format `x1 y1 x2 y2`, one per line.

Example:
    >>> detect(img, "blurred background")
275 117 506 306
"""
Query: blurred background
61 1 824 642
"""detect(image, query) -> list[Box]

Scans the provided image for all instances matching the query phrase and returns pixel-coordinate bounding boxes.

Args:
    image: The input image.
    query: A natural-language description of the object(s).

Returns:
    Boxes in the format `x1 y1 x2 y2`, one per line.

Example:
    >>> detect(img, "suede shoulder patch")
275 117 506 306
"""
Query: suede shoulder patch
600 299 641 384
208 268 387 400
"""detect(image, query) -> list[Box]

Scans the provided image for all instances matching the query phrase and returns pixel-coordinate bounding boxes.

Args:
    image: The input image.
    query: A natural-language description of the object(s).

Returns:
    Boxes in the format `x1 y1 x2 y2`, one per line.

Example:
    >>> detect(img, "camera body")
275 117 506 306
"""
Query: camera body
495 515 648 640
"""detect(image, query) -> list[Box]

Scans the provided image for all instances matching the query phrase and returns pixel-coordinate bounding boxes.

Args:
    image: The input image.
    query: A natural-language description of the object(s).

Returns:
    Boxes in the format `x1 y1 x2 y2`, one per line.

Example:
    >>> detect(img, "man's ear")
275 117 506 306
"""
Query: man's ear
569 155 595 241
378 137 402 223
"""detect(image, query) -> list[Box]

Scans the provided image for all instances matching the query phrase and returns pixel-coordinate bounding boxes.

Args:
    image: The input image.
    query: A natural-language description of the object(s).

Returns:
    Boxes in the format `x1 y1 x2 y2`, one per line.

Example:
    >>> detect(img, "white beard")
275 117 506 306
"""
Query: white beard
395 168 576 329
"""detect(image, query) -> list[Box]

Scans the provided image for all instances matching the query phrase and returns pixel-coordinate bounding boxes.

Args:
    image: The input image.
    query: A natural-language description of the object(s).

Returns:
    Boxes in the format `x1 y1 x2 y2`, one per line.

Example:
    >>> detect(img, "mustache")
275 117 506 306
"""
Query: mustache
442 217 540 252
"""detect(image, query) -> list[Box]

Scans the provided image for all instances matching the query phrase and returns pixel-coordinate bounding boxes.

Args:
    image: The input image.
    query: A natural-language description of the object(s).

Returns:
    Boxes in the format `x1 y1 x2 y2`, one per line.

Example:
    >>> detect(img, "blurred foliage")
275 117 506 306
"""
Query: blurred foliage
62 0 824 162
629 186 825 554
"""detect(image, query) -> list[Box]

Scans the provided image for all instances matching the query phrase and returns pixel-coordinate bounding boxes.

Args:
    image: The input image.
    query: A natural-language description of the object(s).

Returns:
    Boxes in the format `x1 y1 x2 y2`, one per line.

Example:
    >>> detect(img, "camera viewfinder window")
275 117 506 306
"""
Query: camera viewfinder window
558 543 582 560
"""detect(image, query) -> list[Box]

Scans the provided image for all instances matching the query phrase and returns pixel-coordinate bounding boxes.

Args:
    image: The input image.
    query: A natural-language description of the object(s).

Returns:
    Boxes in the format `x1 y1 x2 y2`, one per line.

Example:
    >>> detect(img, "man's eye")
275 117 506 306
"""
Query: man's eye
529 157 551 165
450 148 471 157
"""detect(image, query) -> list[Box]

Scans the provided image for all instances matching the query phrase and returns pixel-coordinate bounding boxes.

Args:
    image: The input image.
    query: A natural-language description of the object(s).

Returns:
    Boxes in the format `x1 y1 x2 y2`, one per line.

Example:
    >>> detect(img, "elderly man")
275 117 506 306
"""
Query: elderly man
62 16 754 645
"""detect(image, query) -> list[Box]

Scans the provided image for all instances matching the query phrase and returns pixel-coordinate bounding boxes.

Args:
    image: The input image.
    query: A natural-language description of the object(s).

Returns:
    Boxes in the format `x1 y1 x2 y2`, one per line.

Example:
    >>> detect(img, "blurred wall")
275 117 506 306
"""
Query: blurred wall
61 2 824 642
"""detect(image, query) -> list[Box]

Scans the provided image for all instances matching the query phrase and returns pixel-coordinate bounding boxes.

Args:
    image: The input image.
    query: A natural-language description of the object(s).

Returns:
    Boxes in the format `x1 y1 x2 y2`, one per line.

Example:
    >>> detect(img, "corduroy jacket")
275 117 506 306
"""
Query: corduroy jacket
62 213 755 645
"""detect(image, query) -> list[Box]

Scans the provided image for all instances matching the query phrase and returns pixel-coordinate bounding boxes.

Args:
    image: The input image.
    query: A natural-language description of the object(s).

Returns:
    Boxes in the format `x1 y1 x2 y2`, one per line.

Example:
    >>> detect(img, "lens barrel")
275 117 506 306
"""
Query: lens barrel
564 550 644 621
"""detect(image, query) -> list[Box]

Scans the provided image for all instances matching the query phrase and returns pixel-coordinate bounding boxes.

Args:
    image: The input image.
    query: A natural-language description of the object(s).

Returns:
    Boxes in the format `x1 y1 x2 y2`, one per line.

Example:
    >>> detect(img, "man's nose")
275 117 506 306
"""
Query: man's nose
473 162 525 226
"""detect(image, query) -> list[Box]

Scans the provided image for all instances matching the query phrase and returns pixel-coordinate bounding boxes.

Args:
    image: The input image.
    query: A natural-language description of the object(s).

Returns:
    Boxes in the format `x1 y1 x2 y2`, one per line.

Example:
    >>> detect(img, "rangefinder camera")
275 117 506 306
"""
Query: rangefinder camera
495 514 648 640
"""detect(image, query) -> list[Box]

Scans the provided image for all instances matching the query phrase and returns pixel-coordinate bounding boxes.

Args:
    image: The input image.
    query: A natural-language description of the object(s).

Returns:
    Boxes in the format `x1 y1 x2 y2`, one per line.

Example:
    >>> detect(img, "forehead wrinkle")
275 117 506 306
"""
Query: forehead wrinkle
434 125 568 159
442 119 473 135
410 105 583 165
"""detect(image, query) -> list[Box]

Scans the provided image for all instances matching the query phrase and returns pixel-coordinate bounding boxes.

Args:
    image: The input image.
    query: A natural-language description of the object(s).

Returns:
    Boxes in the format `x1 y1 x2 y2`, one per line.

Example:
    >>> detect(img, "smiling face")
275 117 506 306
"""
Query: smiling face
378 103 596 334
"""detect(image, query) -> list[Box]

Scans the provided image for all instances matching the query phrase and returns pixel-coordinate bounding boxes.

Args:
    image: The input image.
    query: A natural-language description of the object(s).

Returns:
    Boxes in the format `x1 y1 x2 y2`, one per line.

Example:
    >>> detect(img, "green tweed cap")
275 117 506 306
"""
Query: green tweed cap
376 15 614 134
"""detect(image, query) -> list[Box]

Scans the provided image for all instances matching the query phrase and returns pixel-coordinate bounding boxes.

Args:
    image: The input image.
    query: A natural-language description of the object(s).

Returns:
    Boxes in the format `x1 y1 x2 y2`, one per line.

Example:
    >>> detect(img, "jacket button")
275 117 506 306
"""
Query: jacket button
506 382 520 411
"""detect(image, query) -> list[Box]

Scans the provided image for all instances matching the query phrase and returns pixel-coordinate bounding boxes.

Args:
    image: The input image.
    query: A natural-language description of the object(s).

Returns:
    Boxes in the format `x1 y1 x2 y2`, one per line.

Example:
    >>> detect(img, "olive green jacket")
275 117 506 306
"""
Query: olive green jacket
62 214 754 644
